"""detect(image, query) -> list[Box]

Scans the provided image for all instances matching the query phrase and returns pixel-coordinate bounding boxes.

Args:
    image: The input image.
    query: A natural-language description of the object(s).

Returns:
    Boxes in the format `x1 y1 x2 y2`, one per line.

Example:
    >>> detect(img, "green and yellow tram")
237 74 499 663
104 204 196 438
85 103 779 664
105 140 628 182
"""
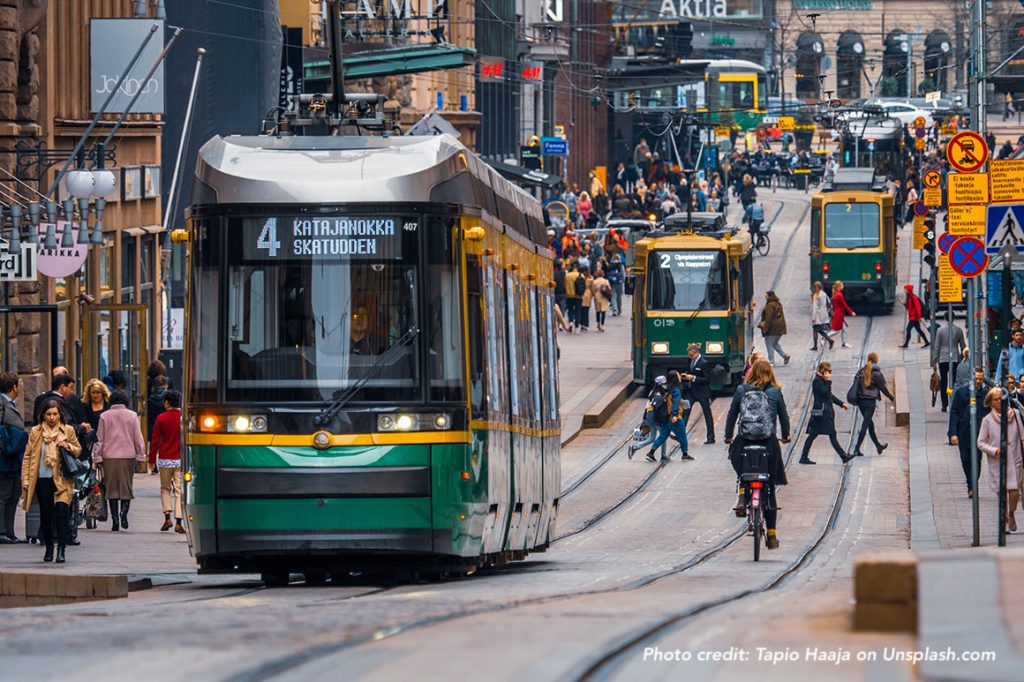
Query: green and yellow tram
181 134 560 582
629 216 754 389
810 169 897 307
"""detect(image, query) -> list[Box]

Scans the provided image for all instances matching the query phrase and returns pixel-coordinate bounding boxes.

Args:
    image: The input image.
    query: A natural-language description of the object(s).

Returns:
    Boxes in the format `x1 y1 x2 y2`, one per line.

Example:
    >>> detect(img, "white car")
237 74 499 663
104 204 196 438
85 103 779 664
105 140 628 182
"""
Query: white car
842 99 935 127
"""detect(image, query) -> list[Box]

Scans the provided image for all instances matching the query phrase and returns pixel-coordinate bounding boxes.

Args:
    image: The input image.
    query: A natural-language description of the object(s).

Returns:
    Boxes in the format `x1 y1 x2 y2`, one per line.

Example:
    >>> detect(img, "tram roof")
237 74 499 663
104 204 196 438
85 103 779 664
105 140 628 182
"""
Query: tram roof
191 134 542 223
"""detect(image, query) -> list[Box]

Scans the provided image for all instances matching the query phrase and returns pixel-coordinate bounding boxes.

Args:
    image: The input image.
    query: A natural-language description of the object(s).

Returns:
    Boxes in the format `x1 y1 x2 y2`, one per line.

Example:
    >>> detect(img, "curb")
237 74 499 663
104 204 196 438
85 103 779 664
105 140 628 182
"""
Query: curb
0 571 129 606
561 378 636 448
907 365 941 551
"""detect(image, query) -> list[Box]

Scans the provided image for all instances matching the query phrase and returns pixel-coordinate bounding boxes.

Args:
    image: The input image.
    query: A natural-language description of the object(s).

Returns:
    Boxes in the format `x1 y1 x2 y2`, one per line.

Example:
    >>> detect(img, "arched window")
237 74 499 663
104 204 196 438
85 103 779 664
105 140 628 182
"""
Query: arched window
883 30 910 97
924 31 952 93
836 32 864 101
795 32 824 100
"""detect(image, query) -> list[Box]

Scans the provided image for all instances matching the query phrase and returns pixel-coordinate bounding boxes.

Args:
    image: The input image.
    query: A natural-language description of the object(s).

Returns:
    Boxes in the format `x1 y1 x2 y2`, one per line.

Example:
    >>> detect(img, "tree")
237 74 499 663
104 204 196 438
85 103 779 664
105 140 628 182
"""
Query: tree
879 77 900 97
918 77 937 96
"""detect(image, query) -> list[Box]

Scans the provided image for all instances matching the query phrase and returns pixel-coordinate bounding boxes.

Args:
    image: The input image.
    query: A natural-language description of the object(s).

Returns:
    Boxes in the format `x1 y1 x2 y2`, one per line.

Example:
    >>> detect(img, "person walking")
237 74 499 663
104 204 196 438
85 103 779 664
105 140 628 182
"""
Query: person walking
579 269 594 331
553 260 567 322
150 390 184 533
92 390 145 531
81 378 109 462
830 281 856 348
0 373 27 544
591 269 612 332
147 375 170 472
850 353 894 457
607 253 625 317
810 281 834 350
759 291 790 365
800 362 852 464
21 399 81 562
930 314 966 411
953 348 973 391
898 283 929 348
681 343 716 444
996 330 1024 383
645 371 690 462
976 388 1024 532
740 174 758 209
565 264 583 331
948 367 992 497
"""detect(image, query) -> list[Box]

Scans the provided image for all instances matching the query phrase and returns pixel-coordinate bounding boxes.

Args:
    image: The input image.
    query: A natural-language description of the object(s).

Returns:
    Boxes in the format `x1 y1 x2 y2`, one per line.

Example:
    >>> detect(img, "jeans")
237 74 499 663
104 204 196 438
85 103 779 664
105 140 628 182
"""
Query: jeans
764 335 787 364
938 362 957 410
566 298 581 327
555 294 567 319
903 320 929 345
580 306 591 329
596 310 606 326
854 399 882 453
958 438 980 492
801 432 846 460
0 473 19 537
649 419 689 455
611 281 624 315
35 477 69 549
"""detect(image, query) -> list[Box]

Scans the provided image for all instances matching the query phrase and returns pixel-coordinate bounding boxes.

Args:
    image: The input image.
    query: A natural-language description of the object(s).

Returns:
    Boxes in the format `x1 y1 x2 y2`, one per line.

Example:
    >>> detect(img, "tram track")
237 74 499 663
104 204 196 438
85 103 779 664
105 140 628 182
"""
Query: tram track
224 192 825 682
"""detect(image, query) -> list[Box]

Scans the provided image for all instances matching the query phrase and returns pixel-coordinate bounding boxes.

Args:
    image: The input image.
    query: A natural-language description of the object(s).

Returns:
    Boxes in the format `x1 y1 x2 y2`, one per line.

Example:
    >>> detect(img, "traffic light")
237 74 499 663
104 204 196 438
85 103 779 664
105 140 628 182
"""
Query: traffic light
922 218 937 268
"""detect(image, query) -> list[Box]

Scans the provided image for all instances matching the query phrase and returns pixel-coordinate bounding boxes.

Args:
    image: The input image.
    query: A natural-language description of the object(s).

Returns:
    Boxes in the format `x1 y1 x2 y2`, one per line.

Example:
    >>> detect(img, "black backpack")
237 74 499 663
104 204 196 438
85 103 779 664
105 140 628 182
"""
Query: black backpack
574 275 586 297
650 388 669 423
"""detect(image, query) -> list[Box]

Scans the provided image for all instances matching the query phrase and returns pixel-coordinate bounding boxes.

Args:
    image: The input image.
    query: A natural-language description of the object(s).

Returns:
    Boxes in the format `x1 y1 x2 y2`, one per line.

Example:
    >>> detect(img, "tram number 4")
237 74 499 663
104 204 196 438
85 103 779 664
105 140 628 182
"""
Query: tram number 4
257 218 282 257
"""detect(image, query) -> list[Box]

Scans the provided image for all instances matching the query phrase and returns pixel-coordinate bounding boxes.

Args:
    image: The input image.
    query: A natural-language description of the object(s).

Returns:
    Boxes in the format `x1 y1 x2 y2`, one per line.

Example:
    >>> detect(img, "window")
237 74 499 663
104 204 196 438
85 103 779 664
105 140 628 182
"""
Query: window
506 273 520 418
426 219 465 403
647 250 728 311
824 203 881 249
466 256 486 417
528 291 542 424
121 236 136 303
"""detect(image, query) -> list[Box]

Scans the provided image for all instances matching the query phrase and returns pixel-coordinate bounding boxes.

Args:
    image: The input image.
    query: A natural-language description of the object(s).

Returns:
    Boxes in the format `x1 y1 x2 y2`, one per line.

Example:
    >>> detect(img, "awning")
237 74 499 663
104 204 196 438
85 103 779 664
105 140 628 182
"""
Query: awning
924 31 952 57
485 160 562 190
837 31 864 56
796 32 824 55
884 30 909 55
304 45 477 83
599 60 711 92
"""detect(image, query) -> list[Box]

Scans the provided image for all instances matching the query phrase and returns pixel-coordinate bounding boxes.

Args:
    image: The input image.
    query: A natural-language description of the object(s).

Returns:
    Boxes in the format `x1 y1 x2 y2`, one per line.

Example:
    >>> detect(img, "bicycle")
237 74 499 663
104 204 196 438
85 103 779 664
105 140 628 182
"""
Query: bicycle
741 471 770 561
751 221 771 257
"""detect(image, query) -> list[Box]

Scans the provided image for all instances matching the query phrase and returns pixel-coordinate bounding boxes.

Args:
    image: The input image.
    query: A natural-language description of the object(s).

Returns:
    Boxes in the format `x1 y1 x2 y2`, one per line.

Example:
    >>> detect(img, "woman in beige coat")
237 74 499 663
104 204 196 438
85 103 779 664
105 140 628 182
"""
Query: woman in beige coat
22 399 82 563
976 389 1024 533
591 269 612 331
579 271 594 331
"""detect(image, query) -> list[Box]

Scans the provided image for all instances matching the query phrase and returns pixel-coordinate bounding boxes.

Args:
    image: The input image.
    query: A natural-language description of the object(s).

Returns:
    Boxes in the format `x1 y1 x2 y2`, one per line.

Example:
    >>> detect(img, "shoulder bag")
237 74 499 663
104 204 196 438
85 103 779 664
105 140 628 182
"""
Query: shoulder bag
846 374 862 405
59 433 88 479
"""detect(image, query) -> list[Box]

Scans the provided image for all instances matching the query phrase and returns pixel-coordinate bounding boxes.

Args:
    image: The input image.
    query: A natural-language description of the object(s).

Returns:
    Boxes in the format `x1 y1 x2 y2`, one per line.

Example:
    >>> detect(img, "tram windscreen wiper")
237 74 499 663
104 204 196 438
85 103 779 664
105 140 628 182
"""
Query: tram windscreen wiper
313 327 420 427
686 297 709 323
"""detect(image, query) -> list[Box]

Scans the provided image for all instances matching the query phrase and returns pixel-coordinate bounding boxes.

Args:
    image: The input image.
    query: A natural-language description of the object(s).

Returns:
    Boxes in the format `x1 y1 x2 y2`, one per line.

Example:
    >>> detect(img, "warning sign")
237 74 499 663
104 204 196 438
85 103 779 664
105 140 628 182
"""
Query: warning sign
913 216 927 249
948 172 989 204
946 131 989 173
923 170 942 188
989 160 1024 204
986 204 1024 255
938 253 962 303
923 187 943 207
947 204 987 235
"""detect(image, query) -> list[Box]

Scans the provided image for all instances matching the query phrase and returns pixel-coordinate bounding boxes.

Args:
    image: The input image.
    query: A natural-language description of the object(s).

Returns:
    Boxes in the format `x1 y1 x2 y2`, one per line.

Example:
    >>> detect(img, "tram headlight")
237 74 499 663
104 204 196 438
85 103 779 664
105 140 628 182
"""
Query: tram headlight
706 342 725 354
197 413 269 433
651 342 670 355
377 413 453 432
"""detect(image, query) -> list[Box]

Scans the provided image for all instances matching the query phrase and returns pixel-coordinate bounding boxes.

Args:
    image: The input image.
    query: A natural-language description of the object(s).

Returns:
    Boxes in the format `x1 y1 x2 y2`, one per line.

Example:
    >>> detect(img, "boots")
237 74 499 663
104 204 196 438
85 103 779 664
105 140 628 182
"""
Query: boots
55 545 66 563
109 499 120 531
161 514 173 532
43 545 53 562
120 500 131 529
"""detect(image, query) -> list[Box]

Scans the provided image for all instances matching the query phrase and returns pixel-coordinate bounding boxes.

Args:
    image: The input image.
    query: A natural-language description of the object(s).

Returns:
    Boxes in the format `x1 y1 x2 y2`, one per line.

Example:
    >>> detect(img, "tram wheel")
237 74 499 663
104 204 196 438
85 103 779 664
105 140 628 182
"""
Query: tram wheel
260 571 290 588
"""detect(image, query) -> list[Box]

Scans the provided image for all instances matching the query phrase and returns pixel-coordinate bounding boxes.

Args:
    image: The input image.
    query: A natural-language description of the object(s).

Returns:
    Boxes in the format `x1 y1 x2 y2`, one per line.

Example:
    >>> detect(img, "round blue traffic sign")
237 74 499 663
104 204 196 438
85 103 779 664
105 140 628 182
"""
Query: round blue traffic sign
949 237 989 278
938 233 958 254
914 201 928 217
915 127 927 138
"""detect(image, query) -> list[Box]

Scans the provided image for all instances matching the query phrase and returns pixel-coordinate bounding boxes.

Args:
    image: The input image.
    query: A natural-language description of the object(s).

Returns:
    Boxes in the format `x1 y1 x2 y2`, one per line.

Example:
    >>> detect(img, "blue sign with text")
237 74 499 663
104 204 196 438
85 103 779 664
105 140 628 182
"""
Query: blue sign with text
541 137 569 156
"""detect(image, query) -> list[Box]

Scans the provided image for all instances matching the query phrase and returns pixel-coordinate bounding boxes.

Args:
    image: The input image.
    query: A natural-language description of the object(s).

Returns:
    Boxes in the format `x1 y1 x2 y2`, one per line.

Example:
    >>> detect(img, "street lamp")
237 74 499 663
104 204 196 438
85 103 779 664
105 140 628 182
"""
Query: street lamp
4 167 112 254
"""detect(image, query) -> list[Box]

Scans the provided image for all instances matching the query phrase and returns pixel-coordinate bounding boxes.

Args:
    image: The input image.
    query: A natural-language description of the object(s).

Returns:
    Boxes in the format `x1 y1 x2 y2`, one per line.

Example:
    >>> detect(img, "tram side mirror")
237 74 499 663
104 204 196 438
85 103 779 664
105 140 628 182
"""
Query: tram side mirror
625 276 635 296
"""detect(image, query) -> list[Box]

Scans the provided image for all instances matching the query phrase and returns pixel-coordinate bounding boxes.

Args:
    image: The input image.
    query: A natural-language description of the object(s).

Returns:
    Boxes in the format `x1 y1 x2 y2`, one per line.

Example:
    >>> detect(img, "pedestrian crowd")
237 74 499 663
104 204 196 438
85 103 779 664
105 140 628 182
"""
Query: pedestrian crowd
0 360 182 564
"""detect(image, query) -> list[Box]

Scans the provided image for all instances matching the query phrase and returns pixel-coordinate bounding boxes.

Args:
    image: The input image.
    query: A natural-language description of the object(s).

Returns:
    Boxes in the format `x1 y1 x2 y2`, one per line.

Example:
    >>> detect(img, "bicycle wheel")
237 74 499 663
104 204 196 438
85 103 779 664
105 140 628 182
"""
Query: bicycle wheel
752 506 762 562
756 234 771 257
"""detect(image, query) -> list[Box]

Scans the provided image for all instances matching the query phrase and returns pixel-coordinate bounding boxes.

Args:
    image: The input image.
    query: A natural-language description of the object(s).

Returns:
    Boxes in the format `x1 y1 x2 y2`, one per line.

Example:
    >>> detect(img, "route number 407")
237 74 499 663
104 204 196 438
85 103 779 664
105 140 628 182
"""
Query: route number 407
257 218 281 257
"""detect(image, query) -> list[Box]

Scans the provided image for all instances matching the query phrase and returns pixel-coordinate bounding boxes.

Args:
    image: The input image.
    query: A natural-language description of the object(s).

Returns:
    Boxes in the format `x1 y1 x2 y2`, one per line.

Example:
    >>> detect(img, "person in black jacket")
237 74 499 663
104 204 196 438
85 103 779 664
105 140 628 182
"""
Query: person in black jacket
0 372 26 544
851 352 895 457
948 367 992 497
800 362 852 464
681 343 716 444
33 374 81 428
553 260 567 317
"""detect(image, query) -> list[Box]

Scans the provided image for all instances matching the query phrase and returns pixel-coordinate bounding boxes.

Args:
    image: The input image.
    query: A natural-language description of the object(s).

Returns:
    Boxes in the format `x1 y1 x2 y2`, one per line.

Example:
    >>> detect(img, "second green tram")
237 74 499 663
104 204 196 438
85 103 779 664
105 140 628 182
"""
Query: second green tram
810 170 897 307
630 223 754 389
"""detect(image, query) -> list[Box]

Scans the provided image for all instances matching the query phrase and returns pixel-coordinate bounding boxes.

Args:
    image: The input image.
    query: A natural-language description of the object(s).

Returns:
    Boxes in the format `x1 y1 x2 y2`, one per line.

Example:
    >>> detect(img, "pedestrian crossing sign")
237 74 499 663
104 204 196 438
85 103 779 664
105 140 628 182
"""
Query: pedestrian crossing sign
986 204 1024 255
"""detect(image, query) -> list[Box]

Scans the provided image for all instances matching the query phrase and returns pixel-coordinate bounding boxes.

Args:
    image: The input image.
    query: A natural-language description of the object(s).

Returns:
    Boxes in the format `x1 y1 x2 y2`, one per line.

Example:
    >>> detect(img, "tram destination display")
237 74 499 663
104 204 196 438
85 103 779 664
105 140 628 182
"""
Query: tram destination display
242 215 415 260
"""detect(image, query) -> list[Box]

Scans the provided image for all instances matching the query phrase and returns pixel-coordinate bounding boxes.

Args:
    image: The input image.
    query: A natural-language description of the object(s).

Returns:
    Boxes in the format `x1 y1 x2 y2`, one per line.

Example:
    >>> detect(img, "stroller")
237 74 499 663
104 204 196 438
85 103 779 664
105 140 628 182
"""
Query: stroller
24 466 98 543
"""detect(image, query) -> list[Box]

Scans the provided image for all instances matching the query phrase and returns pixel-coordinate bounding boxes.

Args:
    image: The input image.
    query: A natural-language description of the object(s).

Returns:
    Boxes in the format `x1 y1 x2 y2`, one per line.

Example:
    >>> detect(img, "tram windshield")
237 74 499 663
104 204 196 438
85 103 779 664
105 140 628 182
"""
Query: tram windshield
824 202 880 249
191 214 465 402
646 250 728 311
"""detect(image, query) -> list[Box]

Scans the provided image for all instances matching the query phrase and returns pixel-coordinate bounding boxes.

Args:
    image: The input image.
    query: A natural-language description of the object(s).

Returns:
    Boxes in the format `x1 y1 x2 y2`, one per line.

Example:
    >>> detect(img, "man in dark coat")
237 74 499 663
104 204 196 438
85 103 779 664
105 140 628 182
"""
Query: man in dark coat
799 362 851 464
0 372 26 543
681 342 716 444
948 367 992 497
33 374 81 428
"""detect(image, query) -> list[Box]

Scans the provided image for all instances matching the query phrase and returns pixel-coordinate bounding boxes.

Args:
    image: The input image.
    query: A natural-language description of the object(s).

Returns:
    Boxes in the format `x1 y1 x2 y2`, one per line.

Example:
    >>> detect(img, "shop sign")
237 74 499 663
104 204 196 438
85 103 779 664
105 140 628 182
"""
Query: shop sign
629 0 763 21
793 0 872 8
34 222 88 278
0 243 36 281
163 308 184 351
89 19 165 114
480 60 504 81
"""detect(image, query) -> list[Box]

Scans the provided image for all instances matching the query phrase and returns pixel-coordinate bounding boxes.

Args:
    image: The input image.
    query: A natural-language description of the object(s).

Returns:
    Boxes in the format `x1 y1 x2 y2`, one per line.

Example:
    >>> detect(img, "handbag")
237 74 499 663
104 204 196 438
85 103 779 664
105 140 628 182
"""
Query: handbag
930 370 941 407
846 375 862 405
60 446 88 479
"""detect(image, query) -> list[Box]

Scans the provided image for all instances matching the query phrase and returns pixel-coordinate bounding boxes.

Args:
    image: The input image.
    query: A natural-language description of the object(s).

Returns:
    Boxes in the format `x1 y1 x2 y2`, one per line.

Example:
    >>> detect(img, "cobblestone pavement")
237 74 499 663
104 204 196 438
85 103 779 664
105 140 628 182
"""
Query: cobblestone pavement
0 189 937 682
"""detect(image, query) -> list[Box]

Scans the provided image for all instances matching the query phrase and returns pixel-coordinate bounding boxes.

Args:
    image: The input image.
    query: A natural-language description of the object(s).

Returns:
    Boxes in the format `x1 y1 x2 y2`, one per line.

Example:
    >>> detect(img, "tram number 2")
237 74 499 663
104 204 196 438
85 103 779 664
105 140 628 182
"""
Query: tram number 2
257 218 282 257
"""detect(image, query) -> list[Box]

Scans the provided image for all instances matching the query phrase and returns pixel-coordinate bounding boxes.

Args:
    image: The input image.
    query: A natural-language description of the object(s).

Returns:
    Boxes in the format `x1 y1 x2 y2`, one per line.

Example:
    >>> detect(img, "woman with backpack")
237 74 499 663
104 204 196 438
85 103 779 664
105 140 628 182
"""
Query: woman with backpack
800 361 852 465
850 352 894 457
724 360 791 446
592 269 612 332
810 281 834 351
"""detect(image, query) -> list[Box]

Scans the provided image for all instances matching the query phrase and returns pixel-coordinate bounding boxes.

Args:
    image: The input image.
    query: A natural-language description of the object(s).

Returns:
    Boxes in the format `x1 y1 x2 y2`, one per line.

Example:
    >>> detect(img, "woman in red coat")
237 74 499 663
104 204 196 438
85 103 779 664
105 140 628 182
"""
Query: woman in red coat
830 281 856 348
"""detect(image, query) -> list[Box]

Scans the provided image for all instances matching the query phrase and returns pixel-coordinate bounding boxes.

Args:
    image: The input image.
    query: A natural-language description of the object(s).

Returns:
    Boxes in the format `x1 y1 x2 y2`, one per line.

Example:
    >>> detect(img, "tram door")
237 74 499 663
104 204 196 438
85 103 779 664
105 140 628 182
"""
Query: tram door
82 304 149 434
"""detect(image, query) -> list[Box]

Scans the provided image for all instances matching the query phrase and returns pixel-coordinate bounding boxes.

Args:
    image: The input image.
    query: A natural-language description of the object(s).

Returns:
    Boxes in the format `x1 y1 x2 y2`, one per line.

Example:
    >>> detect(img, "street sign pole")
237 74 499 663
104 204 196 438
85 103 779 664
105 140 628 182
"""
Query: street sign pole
998 246 1013 547
969 275 980 546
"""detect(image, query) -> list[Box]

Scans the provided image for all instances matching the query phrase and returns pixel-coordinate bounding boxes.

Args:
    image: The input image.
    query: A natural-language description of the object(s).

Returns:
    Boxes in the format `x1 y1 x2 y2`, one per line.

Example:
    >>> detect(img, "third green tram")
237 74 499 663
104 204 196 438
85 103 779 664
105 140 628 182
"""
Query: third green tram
810 169 897 307
181 134 559 582
630 214 754 390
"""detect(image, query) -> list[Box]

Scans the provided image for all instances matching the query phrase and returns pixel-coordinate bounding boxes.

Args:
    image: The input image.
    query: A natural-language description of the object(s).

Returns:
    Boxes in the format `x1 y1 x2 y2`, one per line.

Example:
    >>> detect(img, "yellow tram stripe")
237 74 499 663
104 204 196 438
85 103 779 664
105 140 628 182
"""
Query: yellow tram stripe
188 431 472 447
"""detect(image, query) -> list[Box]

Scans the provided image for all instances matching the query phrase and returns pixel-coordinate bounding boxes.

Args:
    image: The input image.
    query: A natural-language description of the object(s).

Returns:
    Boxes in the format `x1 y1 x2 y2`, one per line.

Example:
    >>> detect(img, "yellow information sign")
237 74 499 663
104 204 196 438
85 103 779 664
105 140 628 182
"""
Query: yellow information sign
715 126 732 138
778 116 795 130
947 204 987 235
941 126 957 136
989 159 1024 204
913 216 927 249
938 253 962 304
948 172 990 205
923 187 943 207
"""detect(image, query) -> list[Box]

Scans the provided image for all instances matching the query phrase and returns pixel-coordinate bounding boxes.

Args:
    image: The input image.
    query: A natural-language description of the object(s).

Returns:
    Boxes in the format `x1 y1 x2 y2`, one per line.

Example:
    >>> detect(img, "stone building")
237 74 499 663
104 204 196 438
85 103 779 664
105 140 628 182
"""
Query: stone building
1 0 164 413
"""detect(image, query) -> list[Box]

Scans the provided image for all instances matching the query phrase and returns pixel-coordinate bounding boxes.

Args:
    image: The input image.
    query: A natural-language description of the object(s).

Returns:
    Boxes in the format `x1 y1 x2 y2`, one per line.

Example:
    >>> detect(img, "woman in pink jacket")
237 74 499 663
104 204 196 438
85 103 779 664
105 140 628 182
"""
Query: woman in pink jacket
93 390 145 531
976 389 1024 533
